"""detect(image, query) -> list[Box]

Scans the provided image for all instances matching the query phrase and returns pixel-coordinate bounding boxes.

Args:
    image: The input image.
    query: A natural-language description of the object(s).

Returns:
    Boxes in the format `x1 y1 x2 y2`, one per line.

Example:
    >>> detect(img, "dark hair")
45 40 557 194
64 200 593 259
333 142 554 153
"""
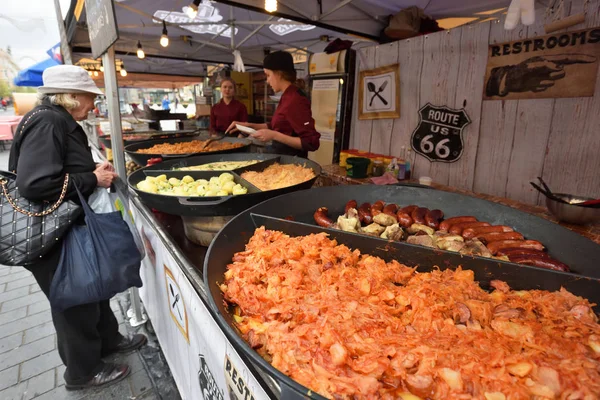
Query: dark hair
277 69 297 84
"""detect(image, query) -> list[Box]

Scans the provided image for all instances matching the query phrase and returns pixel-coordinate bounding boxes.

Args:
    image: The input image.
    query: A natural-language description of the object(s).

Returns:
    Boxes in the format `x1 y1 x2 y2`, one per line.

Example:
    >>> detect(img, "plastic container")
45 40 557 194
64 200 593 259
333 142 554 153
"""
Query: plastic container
339 151 349 167
419 176 433 186
346 157 371 178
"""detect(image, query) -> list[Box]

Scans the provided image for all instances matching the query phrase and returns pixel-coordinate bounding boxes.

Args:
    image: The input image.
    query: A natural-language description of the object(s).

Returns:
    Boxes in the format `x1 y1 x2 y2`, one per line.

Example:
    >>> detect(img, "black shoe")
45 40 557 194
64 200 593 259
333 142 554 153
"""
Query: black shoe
65 363 131 391
103 334 148 357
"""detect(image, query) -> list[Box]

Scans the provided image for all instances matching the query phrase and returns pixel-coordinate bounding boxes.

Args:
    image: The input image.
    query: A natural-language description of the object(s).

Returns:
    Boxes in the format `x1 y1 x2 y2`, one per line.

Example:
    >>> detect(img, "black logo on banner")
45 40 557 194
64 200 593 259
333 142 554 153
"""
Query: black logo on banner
198 355 225 400
411 103 471 163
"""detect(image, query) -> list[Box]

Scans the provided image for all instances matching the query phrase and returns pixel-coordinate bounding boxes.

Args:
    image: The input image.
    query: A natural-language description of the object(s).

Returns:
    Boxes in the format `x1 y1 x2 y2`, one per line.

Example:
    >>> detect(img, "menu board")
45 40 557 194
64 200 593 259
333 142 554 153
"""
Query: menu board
85 0 119 59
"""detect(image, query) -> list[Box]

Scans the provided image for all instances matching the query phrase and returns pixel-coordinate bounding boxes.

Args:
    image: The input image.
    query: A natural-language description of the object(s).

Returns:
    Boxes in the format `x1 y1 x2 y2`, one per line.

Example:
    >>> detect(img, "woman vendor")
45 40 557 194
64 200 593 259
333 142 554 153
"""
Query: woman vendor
210 78 248 134
226 51 321 157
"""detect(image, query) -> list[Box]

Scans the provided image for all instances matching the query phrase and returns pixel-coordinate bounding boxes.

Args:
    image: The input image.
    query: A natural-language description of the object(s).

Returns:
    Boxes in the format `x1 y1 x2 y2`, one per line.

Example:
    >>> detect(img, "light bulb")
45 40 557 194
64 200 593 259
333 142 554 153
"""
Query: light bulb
185 1 199 19
100 65 104 72
137 41 145 59
160 34 169 47
93 70 99 76
120 68 127 77
88 70 92 76
265 0 277 12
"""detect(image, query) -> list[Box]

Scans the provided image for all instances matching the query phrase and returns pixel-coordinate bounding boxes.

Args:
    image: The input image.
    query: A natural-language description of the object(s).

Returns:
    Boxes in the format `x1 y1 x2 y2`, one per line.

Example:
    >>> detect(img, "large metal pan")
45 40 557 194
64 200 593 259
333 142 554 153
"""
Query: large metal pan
124 136 251 166
128 153 321 217
203 184 600 399
98 129 201 149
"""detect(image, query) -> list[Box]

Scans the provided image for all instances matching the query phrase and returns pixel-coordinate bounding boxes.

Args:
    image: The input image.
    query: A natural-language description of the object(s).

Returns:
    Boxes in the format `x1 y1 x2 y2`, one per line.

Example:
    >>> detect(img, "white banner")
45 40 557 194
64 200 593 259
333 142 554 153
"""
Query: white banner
130 204 270 400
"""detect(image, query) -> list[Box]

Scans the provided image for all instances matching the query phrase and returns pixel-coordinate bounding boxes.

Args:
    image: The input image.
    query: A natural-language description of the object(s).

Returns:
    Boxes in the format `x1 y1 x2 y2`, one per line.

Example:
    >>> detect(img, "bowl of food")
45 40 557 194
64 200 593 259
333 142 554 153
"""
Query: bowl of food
546 193 600 225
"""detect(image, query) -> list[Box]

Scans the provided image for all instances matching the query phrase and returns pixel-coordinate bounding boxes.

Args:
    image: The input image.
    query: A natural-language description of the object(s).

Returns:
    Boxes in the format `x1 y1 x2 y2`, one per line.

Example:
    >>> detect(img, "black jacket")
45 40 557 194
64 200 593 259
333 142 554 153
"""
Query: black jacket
8 99 98 202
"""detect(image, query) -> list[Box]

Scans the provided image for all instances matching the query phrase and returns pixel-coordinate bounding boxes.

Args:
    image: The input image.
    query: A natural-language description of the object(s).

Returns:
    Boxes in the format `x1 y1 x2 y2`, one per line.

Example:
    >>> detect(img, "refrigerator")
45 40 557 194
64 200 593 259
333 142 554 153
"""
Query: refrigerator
307 49 356 166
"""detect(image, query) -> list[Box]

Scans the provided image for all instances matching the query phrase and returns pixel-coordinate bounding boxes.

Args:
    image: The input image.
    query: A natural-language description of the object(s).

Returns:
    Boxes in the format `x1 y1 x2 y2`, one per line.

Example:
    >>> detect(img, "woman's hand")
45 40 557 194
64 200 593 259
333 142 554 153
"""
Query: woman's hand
225 121 246 135
96 161 115 173
94 163 117 188
251 129 278 142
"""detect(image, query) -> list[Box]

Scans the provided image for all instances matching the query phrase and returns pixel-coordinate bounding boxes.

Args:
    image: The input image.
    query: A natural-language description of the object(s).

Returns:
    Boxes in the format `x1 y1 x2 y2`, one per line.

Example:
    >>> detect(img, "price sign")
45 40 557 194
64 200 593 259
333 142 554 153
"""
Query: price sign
84 0 119 59
411 103 471 163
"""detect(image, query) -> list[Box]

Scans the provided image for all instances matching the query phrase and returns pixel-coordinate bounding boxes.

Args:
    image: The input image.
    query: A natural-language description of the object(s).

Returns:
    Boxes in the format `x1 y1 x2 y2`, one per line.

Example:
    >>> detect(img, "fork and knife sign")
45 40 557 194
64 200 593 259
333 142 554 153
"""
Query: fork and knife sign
368 81 389 107
169 283 183 320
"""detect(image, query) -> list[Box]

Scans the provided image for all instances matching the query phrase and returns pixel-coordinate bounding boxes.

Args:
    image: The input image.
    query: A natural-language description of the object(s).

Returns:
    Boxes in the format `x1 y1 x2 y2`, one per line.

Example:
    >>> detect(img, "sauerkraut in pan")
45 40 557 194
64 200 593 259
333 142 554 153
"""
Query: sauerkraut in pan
240 163 315 191
221 227 600 400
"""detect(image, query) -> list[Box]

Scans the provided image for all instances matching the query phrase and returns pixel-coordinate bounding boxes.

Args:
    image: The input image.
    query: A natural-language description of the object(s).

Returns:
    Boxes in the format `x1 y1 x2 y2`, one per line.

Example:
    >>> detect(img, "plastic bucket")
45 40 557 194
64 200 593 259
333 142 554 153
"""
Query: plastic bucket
346 157 370 178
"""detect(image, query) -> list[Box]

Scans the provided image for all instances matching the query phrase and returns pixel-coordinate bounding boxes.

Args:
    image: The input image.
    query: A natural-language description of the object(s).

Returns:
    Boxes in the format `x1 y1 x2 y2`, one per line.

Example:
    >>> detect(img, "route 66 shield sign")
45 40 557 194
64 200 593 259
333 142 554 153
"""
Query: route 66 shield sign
411 103 471 163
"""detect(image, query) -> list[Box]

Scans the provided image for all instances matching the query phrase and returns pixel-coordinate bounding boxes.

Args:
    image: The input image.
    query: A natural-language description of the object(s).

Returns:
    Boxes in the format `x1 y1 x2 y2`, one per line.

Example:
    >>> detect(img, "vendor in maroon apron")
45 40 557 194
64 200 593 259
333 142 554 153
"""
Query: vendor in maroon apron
226 51 320 157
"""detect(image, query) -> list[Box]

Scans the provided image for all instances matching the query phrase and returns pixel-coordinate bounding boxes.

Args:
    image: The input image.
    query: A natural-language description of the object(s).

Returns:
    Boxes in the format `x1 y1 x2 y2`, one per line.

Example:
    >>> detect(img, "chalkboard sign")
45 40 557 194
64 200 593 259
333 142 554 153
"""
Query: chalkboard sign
85 0 119 59
411 103 471 163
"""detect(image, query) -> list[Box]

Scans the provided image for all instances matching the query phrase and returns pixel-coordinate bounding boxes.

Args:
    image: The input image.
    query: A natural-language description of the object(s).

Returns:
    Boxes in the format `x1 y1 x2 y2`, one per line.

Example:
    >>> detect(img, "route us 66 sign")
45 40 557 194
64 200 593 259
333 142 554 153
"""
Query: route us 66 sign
411 103 471 163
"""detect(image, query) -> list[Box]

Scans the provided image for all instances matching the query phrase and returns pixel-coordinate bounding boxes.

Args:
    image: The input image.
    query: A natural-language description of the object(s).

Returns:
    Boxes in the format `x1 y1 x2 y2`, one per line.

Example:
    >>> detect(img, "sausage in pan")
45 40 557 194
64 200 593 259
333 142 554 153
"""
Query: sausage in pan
371 200 385 217
425 209 444 229
358 202 373 225
476 232 524 243
486 240 544 255
400 205 418 215
383 204 399 221
314 207 334 227
344 200 358 214
449 221 491 235
462 225 514 239
497 247 551 258
411 207 429 225
508 255 570 272
439 216 477 232
396 211 413 228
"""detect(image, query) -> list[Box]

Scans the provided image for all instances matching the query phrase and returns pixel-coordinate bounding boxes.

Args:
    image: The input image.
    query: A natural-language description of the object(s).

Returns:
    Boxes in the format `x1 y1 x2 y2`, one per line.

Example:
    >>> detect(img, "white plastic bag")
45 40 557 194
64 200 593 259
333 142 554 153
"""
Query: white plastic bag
88 187 116 214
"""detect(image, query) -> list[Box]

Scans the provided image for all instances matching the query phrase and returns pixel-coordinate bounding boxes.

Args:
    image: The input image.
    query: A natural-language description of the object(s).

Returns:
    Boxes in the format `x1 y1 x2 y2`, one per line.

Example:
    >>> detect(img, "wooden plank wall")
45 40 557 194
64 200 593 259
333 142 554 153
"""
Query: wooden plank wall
351 0 600 205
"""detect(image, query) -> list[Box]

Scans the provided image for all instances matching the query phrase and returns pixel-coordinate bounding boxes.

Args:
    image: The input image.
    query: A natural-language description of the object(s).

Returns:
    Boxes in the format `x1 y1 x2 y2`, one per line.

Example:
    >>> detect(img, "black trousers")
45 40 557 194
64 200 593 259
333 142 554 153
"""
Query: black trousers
25 242 123 384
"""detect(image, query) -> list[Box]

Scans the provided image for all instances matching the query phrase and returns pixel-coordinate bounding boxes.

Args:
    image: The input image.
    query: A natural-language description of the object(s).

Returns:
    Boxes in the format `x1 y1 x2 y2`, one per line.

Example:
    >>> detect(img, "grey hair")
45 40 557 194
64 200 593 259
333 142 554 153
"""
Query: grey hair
36 93 81 110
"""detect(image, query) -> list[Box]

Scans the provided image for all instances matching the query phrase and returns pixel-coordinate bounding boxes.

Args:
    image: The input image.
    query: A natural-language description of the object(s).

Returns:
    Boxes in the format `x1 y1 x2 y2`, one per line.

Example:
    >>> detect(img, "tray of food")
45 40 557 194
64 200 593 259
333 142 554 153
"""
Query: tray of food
98 129 201 149
124 136 251 166
128 153 321 217
203 185 600 400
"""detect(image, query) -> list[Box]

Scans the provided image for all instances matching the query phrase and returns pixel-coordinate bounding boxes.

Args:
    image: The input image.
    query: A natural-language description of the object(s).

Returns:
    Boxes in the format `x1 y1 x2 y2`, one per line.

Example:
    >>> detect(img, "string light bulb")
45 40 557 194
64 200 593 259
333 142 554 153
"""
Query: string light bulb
265 0 277 12
120 66 128 77
93 69 99 77
137 41 145 59
88 70 92 76
160 21 169 47
186 0 200 19
100 65 104 72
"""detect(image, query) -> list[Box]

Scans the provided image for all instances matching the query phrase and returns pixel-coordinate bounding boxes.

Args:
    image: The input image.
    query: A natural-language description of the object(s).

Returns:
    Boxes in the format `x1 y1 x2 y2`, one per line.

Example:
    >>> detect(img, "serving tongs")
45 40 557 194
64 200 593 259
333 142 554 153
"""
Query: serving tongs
529 177 569 204
200 134 226 150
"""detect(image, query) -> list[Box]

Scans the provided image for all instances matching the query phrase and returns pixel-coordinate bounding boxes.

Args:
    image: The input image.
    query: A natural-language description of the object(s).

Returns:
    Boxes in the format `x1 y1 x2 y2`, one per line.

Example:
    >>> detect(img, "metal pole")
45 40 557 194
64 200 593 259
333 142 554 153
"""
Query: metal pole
53 0 73 64
102 46 147 327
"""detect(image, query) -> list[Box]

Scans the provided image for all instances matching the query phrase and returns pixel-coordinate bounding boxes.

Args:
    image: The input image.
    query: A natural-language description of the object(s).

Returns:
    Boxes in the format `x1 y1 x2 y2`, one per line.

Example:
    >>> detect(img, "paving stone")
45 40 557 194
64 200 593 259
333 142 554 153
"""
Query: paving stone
0 310 52 340
0 306 27 325
29 284 41 295
0 271 31 285
55 365 66 387
0 365 18 391
23 321 55 345
20 349 63 381
0 286 30 306
29 385 86 400
129 370 152 397
4 275 36 292
0 335 55 371
137 390 160 400
1 292 47 313
0 270 10 278
27 300 50 316
104 351 145 375
0 381 27 400
0 283 5 293
0 332 22 355
22 369 55 400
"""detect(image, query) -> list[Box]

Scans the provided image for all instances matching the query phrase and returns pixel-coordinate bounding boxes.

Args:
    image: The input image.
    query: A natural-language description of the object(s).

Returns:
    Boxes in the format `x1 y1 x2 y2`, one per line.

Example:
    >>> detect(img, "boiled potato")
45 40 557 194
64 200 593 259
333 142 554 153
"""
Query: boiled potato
219 172 234 183
205 190 217 197
168 177 181 186
181 175 194 184
232 184 248 195
222 181 236 193
209 177 220 186
156 174 167 182
216 190 228 196
136 174 248 197
146 176 157 183
196 179 209 186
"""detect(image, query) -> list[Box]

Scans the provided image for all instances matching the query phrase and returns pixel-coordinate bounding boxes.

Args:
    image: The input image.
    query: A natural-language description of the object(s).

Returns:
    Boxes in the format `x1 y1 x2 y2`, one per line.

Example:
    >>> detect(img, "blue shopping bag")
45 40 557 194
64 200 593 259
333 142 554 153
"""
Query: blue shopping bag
49 187 142 311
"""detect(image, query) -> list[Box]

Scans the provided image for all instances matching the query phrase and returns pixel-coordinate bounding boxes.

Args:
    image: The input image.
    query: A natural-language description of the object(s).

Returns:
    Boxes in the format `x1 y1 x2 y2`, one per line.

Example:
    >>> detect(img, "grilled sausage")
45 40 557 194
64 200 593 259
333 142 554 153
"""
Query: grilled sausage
411 207 428 225
425 209 444 229
462 225 514 239
314 207 333 227
509 255 570 272
371 200 384 217
439 216 477 232
383 204 399 221
497 247 551 258
344 200 358 214
396 211 413 228
486 240 544 256
358 202 373 225
476 232 525 244
449 221 491 235
400 205 418 215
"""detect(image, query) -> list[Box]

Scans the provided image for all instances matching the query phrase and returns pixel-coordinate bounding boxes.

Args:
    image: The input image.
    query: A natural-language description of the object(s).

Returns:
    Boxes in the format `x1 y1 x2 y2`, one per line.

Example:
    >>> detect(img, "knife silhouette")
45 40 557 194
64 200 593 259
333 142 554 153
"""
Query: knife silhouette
368 81 388 107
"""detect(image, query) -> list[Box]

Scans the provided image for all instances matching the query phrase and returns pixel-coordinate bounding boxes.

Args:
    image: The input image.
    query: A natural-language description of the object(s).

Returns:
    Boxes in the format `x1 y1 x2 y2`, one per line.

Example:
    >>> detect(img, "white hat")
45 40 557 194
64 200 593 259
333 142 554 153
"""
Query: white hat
38 65 103 95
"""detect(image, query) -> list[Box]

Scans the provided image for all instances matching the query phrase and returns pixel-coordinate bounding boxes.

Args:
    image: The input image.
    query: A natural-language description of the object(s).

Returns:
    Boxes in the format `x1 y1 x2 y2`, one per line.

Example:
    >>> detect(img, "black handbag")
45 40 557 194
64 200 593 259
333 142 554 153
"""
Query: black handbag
0 110 82 266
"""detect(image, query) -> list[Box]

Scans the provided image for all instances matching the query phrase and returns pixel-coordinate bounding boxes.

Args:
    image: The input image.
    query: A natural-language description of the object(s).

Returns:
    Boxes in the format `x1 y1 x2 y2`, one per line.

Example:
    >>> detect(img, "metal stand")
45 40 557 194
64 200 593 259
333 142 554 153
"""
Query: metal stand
103 46 148 327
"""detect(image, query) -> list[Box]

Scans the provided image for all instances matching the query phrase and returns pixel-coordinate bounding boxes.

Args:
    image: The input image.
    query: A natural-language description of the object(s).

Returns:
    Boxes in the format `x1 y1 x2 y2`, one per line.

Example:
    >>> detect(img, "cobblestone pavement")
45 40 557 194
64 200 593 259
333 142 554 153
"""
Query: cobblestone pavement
0 264 181 400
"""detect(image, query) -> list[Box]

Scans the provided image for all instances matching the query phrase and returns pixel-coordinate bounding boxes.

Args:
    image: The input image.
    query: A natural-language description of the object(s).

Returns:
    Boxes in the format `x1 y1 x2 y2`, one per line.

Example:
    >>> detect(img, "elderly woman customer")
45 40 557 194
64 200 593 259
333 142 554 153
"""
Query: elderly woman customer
8 65 146 390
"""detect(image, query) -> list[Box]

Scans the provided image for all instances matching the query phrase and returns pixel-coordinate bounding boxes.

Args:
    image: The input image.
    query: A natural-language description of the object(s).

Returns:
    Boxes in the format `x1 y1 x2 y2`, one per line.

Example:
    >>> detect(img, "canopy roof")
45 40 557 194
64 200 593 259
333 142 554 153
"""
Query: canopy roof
13 58 60 87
